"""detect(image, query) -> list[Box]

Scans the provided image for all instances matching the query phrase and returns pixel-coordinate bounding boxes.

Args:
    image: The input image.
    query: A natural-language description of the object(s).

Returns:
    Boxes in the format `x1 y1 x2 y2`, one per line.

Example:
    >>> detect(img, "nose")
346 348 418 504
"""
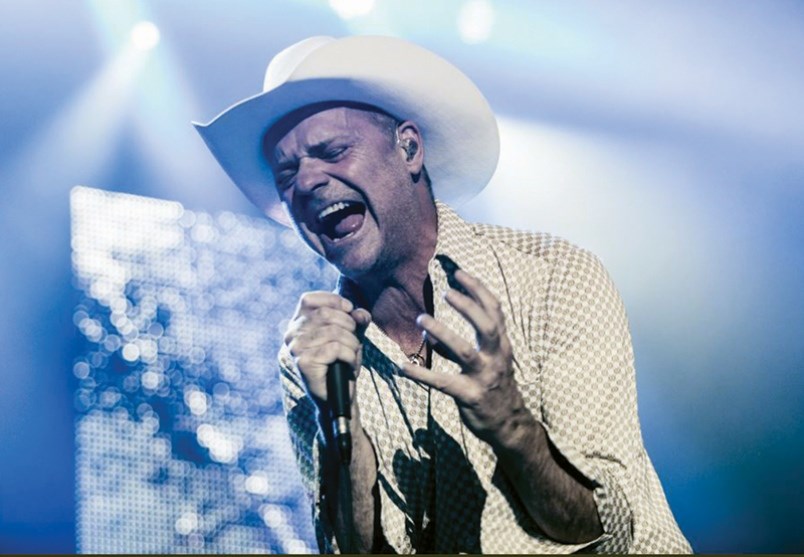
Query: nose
295 156 329 194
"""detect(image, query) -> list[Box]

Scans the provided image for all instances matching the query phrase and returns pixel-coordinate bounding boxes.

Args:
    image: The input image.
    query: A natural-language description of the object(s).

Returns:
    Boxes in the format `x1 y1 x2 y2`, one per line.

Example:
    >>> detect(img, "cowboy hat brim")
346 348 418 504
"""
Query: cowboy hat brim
193 35 499 226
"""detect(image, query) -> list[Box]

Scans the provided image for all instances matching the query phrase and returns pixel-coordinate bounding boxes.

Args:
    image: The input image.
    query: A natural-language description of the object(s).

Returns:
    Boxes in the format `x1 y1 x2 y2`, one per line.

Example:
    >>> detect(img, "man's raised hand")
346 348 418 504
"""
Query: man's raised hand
399 269 526 445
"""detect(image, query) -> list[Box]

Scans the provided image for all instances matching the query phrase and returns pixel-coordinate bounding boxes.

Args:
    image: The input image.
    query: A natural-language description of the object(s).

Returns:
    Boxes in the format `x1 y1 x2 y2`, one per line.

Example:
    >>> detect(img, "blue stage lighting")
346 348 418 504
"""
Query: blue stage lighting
71 186 336 553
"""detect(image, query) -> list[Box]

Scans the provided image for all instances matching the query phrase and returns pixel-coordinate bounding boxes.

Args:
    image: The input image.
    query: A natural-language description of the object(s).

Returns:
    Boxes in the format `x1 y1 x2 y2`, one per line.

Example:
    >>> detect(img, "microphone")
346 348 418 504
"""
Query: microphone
326 360 352 464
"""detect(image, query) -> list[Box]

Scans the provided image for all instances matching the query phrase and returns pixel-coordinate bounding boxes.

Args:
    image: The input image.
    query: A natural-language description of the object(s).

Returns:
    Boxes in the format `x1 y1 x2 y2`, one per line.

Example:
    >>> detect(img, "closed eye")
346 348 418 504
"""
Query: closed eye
273 141 350 191
275 166 297 191
314 144 348 161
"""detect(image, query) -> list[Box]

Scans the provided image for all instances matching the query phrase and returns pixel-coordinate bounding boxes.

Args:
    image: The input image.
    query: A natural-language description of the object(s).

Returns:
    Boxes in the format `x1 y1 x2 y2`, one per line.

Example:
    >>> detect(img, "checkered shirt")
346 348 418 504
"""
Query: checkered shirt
279 202 691 553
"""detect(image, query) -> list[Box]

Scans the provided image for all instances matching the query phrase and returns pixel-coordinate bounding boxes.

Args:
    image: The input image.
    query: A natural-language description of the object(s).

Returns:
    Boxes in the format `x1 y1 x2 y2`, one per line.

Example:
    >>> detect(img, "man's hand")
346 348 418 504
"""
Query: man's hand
400 269 603 544
285 292 383 552
283 291 371 410
399 269 524 445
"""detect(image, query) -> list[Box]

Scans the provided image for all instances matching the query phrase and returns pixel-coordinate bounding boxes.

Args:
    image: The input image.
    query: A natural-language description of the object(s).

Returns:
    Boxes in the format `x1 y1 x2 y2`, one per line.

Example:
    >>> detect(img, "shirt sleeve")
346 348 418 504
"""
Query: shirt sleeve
531 243 689 553
277 345 340 553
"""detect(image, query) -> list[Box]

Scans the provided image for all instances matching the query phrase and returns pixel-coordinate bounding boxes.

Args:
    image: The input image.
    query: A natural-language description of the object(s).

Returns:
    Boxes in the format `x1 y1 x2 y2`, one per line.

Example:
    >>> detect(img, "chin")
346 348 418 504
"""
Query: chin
327 251 378 280
299 221 387 280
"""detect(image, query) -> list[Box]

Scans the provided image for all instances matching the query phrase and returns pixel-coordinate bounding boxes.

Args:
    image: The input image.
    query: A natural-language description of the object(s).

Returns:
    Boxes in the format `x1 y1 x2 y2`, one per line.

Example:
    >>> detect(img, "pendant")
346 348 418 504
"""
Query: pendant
408 352 426 367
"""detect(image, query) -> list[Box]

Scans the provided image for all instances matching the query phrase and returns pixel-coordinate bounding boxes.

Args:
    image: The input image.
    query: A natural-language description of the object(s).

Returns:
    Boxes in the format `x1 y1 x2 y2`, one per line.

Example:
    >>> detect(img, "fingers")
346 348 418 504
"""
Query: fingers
298 291 354 313
399 361 467 400
441 269 505 352
295 340 362 375
285 292 362 340
444 289 500 351
287 292 365 353
285 291 371 403
417 314 480 370
454 269 504 321
288 324 361 355
411 269 512 383
283 306 357 344
399 362 485 408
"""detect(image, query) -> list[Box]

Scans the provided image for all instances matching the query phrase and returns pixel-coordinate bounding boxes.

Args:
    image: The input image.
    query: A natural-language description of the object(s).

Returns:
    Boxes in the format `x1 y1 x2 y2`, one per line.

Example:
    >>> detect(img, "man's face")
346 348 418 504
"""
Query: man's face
268 107 421 280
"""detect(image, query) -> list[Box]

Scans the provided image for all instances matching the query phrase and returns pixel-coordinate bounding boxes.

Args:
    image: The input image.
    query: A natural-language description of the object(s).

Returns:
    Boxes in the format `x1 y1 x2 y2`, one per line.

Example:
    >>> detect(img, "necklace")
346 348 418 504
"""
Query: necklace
407 337 427 367
374 323 428 367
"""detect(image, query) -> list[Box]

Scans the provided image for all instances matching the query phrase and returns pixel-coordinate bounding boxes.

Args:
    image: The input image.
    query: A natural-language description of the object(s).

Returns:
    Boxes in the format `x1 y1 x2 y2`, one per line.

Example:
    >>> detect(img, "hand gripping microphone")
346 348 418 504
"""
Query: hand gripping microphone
326 360 352 464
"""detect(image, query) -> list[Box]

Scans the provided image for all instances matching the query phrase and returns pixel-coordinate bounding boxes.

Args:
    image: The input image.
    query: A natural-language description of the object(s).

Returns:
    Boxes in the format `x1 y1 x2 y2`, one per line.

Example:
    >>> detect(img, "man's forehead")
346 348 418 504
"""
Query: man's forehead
285 107 359 137
264 102 393 156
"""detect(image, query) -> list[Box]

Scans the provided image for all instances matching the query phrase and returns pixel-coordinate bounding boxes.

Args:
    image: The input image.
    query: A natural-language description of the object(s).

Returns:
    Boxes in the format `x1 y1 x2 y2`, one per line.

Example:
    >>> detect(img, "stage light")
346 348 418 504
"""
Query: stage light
130 21 160 51
185 390 208 416
329 0 374 20
458 0 495 44
174 512 198 535
245 473 270 495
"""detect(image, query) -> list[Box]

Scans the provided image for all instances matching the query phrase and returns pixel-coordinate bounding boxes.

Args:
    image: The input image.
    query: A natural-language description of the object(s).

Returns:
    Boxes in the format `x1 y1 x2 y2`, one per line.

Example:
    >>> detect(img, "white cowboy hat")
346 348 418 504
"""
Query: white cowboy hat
193 35 499 226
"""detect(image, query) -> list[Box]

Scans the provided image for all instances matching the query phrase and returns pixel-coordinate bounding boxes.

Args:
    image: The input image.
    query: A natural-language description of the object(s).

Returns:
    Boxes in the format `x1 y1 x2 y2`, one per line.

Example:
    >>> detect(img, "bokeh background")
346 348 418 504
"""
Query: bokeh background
1 0 802 552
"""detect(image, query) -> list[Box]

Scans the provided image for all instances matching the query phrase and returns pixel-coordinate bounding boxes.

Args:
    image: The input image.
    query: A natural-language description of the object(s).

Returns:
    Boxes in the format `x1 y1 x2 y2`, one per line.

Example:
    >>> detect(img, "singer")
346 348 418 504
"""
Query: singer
195 36 690 553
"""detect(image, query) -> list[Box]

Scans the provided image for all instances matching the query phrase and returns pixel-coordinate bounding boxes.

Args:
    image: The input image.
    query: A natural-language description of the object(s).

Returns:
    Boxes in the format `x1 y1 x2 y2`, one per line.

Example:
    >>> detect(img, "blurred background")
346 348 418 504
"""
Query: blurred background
0 0 802 553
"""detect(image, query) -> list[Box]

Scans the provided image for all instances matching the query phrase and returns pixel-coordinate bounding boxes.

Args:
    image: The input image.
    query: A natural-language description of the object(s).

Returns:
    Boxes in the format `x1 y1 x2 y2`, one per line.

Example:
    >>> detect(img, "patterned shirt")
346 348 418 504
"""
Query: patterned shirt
279 202 691 553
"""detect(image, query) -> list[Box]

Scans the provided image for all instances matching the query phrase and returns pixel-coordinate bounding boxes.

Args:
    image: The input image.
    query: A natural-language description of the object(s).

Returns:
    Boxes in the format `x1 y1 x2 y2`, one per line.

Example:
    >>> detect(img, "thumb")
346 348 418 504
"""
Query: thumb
351 307 372 331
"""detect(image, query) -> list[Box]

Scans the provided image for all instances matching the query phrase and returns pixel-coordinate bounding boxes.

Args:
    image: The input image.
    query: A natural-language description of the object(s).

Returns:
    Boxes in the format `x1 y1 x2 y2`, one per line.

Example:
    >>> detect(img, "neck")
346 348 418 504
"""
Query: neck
343 200 437 343
364 258 434 337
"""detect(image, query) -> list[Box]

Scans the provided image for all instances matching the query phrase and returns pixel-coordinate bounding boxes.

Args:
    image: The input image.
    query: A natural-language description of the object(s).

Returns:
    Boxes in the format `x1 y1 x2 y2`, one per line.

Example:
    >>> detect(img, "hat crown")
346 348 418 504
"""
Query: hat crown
263 36 335 92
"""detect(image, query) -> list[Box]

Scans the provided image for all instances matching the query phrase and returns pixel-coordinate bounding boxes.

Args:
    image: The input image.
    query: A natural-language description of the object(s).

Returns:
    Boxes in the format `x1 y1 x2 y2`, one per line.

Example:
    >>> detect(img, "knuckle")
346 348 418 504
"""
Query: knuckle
294 353 310 372
307 324 326 342
341 313 358 331
325 324 357 345
283 318 302 342
344 333 360 350
341 346 358 365
483 364 504 385
317 341 336 356
461 346 479 365
311 306 327 322
287 338 300 357
433 376 450 392
298 292 316 310
282 329 294 346
315 306 353 328
318 324 336 341
312 343 336 364
463 383 483 407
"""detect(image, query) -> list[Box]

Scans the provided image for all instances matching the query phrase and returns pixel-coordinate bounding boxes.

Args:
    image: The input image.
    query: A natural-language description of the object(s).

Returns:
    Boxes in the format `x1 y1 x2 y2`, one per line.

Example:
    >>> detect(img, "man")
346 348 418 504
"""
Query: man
195 36 691 553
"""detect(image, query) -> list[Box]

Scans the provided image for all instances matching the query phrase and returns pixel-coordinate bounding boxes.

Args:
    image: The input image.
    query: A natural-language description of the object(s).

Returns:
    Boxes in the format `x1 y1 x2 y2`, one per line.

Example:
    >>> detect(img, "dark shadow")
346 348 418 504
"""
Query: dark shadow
356 337 487 553
388 421 486 554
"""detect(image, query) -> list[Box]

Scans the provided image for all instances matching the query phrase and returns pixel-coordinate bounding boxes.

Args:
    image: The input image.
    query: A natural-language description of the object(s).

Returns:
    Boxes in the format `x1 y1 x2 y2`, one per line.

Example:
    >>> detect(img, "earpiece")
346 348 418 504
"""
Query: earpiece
395 127 419 161
401 139 418 161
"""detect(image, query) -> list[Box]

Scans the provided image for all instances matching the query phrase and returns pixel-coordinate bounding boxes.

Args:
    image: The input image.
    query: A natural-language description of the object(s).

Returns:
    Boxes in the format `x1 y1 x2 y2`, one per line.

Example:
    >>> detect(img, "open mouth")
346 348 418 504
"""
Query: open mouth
316 201 366 241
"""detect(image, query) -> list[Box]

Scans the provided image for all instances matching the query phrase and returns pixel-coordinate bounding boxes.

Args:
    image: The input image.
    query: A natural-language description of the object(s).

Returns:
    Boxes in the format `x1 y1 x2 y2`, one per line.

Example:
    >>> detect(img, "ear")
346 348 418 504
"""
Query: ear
395 120 425 178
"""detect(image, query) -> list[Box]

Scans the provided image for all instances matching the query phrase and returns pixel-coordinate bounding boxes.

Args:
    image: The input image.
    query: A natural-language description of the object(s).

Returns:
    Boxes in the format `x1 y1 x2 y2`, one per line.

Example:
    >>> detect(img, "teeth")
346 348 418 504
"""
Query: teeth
317 201 353 221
